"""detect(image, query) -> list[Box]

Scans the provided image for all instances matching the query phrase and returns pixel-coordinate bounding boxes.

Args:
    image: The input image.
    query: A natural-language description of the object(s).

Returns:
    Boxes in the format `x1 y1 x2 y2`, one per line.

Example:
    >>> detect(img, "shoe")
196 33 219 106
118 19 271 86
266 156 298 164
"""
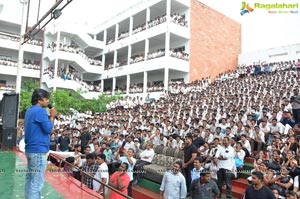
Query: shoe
133 179 139 185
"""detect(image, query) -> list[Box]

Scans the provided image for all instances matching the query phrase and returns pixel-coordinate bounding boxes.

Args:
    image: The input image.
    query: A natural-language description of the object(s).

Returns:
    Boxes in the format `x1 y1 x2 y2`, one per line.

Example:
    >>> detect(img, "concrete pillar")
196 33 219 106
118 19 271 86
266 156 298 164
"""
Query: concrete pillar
53 31 61 91
101 79 104 92
128 45 132 65
129 16 133 35
143 71 148 94
115 24 119 41
126 74 130 95
166 0 171 23
145 39 149 60
165 31 170 57
102 54 105 68
104 30 107 44
146 7 150 29
114 50 118 67
164 67 169 91
112 77 116 95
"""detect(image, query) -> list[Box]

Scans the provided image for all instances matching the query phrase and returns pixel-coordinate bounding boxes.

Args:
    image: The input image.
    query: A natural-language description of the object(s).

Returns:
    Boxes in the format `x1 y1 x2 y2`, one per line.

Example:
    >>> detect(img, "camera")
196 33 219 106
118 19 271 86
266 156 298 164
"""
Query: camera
291 96 295 100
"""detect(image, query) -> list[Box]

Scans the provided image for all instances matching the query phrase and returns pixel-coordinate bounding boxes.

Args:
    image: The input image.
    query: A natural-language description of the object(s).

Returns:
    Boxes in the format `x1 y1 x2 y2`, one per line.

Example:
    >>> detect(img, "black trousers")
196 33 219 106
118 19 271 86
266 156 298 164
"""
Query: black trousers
134 160 151 180
183 166 192 192
292 108 300 125
128 180 133 197
217 168 232 199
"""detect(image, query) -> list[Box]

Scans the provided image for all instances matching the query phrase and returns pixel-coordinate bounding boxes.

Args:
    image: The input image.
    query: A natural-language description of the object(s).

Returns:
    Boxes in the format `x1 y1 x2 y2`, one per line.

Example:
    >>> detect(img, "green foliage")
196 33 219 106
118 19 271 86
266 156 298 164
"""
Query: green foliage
51 90 121 114
20 80 39 113
20 80 121 115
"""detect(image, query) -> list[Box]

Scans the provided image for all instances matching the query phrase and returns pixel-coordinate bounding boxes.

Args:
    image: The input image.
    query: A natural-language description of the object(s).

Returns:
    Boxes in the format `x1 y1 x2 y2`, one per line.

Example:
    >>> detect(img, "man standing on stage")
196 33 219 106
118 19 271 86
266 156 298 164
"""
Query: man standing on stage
24 88 56 199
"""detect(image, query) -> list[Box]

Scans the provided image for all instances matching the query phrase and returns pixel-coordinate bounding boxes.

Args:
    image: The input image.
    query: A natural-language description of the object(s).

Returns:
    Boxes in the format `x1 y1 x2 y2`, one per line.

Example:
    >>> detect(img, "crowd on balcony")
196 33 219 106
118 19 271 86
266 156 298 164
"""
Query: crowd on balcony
170 13 188 27
0 31 43 46
129 54 145 64
147 49 165 60
107 38 115 45
0 57 40 70
105 64 114 70
43 65 101 92
37 58 300 199
0 84 16 91
147 82 164 92
47 42 102 66
129 84 143 93
118 31 129 40
132 23 146 35
170 48 189 61
147 14 167 29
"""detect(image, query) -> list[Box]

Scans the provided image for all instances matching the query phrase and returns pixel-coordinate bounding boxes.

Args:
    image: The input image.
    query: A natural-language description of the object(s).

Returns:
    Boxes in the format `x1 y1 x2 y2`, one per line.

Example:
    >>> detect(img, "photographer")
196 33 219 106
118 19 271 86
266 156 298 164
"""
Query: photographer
291 88 300 125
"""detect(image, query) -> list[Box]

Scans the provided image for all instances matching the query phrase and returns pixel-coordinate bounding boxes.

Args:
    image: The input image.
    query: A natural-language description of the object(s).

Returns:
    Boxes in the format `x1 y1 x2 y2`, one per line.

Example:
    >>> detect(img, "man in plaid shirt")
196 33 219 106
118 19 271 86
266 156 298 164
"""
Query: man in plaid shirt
82 153 99 189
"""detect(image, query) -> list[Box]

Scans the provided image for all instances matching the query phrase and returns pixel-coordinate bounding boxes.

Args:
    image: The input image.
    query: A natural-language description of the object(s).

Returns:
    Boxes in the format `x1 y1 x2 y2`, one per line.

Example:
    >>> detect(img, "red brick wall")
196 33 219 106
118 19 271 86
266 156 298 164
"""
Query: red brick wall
189 0 241 81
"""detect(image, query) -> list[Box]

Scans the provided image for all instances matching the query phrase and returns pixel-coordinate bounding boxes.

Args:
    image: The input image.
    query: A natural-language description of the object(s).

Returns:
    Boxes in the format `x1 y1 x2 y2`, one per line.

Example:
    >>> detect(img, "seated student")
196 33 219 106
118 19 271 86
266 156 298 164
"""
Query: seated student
133 143 155 184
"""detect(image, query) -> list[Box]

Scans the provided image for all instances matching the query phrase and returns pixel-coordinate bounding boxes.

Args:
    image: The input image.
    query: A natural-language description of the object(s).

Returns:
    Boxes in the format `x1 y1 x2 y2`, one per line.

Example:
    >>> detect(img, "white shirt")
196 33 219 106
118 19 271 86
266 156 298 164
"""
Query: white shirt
140 148 155 163
93 163 109 193
215 145 235 170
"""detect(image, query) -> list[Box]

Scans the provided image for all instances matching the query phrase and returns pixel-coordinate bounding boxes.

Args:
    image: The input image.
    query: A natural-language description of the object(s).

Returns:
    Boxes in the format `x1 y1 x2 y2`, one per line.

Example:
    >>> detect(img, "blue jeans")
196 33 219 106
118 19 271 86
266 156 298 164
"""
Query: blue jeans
25 153 47 199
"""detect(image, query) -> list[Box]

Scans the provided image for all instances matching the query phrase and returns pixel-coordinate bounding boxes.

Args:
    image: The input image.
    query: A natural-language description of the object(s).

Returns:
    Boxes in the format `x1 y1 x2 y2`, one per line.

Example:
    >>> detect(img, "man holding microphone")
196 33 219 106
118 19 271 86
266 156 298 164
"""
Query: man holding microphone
24 88 56 199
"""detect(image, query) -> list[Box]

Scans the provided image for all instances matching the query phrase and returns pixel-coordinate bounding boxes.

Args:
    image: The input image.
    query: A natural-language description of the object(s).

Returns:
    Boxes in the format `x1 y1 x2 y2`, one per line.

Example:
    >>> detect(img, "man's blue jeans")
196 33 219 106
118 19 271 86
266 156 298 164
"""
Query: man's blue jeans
25 153 47 199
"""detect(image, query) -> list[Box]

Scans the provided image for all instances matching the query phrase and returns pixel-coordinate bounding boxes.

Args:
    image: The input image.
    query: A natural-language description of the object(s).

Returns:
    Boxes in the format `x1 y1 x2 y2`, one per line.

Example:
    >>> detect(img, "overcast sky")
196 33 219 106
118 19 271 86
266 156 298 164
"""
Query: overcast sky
1 0 299 53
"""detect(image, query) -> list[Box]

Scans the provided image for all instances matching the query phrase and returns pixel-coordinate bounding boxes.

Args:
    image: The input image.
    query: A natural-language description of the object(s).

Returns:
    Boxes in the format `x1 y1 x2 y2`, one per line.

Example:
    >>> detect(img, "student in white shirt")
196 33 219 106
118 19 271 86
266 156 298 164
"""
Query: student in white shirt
134 143 155 184
215 137 235 199
93 154 109 195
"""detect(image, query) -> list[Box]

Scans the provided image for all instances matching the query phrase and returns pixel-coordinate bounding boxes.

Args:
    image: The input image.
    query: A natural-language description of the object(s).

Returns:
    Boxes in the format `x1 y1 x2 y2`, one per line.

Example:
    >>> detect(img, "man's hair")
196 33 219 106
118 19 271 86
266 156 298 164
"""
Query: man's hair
200 169 211 176
252 171 264 180
86 153 95 160
122 162 129 170
31 88 50 105
97 154 106 161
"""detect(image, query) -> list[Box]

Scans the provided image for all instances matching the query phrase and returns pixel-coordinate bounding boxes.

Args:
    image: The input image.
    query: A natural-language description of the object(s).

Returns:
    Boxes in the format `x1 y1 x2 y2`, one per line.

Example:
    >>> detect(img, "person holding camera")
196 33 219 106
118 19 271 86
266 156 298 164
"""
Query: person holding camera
291 88 300 125
214 136 235 199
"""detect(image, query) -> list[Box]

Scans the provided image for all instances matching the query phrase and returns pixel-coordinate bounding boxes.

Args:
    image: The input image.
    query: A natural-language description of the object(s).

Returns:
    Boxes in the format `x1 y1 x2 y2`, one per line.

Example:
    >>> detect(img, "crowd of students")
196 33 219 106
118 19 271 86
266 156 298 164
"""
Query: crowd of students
18 58 300 198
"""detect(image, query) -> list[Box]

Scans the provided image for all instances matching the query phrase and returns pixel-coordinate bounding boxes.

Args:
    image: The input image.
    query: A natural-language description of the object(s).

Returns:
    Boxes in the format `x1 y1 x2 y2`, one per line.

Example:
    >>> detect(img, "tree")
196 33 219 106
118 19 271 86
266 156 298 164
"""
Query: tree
20 80 39 114
19 80 121 115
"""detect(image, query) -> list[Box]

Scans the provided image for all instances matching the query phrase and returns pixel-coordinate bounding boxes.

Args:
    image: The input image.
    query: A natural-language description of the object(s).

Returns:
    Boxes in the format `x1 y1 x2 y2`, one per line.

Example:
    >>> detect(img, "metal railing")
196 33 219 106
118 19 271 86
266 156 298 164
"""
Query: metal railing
49 153 134 199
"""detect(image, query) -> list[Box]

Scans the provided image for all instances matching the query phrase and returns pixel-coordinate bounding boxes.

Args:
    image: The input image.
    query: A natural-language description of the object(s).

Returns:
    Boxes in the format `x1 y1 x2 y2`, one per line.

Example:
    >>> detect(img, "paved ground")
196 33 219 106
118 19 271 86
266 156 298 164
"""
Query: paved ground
0 151 64 198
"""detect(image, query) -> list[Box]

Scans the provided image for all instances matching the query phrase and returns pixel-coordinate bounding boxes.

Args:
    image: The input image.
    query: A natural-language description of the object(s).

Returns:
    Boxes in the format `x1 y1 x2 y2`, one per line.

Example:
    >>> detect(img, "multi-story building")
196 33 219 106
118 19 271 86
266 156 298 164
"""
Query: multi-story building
0 0 241 99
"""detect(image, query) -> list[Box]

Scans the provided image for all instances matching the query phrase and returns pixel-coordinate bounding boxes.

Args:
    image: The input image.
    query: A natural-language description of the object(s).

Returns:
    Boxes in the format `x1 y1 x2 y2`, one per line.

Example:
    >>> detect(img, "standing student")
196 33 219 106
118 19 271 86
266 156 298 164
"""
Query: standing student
215 136 235 199
159 161 187 199
190 169 220 199
109 162 130 199
244 171 276 199
24 88 56 199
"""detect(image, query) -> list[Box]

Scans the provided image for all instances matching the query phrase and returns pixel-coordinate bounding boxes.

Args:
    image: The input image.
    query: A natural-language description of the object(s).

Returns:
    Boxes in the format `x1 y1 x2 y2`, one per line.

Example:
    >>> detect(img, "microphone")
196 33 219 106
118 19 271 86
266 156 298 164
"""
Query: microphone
48 103 53 109
48 103 57 120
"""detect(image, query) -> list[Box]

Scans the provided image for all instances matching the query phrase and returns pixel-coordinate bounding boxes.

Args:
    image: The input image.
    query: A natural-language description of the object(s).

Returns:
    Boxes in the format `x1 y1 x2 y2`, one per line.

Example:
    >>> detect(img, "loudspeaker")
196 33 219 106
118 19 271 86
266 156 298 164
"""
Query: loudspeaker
1 127 17 148
2 92 19 128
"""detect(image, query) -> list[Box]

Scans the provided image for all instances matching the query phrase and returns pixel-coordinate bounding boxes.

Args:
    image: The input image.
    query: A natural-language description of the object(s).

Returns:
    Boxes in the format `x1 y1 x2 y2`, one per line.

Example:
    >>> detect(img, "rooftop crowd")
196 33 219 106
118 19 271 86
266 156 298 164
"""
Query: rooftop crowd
19 58 300 198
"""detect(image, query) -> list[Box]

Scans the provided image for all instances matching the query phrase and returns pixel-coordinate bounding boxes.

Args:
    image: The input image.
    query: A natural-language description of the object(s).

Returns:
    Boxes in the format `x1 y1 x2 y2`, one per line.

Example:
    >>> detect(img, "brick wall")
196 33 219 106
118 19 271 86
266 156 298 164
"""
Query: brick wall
189 0 241 81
